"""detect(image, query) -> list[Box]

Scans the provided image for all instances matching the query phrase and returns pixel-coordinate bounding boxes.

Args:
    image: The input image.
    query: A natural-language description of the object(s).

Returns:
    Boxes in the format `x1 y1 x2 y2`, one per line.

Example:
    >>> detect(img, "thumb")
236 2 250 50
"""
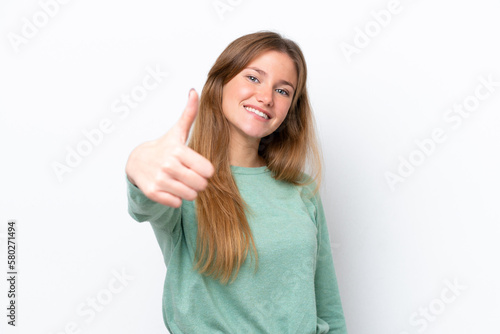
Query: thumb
176 88 199 143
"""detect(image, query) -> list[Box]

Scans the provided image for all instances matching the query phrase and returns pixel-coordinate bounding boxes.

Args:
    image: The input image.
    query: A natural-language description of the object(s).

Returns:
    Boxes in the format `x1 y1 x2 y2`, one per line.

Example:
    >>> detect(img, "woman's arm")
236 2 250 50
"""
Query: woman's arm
314 191 348 334
126 174 181 235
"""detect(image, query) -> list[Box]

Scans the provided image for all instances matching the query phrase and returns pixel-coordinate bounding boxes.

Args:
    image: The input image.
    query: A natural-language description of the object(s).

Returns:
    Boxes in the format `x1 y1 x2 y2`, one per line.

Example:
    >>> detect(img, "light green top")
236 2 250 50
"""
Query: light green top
126 165 347 334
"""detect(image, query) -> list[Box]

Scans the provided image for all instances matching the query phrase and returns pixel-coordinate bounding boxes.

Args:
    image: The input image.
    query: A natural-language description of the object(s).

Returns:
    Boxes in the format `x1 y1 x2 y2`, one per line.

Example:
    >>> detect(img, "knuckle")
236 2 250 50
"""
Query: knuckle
205 162 215 177
153 170 167 185
143 184 157 199
161 160 175 174
199 178 208 190
170 198 182 208
188 191 198 201
171 145 184 158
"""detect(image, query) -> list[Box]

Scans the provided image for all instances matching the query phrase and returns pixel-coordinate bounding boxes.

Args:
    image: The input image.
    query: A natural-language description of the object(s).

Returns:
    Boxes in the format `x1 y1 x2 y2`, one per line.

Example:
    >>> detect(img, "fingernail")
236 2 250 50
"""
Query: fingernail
189 88 195 98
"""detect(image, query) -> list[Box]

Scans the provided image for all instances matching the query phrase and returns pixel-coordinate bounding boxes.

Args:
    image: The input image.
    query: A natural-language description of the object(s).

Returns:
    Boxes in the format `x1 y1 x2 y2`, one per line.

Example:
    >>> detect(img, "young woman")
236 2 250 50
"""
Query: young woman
125 31 347 333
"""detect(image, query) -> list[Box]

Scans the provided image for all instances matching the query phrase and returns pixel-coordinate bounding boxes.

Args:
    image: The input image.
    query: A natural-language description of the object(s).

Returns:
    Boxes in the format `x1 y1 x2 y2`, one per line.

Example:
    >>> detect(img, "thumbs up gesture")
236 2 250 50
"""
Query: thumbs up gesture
125 89 215 208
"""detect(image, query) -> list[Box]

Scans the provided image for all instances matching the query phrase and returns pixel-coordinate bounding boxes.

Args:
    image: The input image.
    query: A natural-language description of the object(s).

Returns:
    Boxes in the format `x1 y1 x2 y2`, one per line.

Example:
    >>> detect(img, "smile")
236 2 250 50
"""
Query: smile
244 106 270 120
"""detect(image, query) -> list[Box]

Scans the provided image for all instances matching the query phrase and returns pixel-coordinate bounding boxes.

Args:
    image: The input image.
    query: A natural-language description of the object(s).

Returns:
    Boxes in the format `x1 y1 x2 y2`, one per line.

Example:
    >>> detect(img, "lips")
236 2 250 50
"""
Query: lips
243 104 272 119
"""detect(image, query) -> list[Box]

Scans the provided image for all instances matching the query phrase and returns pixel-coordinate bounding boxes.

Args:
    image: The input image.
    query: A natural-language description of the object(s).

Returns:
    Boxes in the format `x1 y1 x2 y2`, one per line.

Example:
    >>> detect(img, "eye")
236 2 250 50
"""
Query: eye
276 88 289 96
247 75 259 83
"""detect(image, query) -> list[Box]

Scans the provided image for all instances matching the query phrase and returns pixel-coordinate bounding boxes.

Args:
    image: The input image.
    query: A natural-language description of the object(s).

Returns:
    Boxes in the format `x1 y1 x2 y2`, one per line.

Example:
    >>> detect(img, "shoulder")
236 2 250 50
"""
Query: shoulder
297 171 320 201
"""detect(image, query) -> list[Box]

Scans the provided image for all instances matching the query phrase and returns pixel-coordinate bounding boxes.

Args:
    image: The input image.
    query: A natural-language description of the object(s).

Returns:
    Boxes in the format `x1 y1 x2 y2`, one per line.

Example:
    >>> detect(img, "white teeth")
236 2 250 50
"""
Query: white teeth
244 106 269 119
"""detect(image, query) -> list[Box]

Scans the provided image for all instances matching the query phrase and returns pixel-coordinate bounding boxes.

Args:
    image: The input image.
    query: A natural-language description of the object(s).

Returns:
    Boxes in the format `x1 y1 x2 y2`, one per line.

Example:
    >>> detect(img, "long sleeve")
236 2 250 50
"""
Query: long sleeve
313 191 348 333
125 174 181 236
127 166 347 333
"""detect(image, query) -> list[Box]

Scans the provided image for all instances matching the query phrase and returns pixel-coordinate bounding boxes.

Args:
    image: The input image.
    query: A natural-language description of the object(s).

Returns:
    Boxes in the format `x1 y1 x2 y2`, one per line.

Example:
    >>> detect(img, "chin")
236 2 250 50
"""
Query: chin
238 126 265 139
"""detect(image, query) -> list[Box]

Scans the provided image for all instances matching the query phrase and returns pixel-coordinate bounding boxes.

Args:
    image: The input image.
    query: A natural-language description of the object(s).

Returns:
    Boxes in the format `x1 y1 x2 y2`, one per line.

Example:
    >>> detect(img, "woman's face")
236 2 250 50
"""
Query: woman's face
222 50 298 145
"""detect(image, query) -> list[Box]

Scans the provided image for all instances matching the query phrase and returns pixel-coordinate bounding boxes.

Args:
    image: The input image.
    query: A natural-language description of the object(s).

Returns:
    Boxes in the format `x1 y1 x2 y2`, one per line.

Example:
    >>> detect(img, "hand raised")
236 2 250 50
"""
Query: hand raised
125 89 215 208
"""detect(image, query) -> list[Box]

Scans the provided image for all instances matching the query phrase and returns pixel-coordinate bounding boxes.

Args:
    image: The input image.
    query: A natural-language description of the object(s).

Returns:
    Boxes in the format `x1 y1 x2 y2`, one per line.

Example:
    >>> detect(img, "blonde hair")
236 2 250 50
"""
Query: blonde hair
187 31 323 284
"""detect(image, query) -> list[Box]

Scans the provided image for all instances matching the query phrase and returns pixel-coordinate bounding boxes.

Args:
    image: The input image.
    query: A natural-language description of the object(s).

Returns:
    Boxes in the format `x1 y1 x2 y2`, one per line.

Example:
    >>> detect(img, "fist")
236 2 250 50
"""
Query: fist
126 89 215 208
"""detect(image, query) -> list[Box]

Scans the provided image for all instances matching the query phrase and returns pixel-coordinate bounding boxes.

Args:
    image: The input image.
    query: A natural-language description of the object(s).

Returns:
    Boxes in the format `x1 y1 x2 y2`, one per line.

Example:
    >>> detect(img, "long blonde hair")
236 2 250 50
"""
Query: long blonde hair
187 31 323 285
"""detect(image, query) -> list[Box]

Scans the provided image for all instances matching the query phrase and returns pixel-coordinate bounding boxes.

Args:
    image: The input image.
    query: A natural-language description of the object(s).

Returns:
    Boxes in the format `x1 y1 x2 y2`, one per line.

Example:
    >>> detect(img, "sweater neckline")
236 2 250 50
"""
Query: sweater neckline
230 165 270 175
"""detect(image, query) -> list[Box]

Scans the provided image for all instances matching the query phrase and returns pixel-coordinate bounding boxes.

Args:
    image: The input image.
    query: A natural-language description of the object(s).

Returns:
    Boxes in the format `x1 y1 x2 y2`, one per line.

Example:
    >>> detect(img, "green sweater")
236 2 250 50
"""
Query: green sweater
126 165 347 334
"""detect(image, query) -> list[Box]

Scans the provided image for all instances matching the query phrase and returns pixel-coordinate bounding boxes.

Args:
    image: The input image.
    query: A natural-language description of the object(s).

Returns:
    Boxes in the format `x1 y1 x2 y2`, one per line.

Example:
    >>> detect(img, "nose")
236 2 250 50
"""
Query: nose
256 86 273 107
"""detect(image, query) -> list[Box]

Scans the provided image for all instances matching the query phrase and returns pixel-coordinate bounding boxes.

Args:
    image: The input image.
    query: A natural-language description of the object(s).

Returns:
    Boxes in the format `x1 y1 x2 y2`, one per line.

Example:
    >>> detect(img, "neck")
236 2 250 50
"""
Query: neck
228 137 266 168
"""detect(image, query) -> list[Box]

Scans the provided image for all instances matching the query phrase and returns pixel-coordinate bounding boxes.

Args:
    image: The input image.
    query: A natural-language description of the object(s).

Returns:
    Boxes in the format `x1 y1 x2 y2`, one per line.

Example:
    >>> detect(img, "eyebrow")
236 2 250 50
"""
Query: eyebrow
247 67 296 91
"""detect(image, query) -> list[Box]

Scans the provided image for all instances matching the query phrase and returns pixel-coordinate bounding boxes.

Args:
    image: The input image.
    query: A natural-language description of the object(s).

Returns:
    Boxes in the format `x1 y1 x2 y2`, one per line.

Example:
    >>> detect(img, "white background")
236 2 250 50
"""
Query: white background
1 0 499 333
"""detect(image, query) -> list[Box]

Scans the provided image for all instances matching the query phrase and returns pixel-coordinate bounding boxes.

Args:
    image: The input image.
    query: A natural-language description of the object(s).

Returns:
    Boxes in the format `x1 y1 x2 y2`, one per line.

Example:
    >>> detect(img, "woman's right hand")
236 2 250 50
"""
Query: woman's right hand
125 89 215 208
